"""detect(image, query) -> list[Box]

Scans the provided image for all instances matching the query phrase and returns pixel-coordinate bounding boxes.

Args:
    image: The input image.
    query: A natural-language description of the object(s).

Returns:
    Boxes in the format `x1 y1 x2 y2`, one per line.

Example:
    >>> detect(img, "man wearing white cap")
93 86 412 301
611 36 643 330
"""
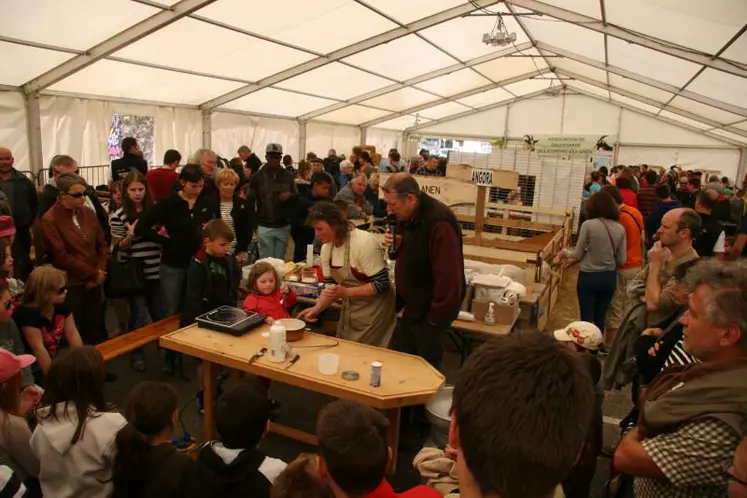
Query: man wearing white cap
554 321 603 498
246 144 298 259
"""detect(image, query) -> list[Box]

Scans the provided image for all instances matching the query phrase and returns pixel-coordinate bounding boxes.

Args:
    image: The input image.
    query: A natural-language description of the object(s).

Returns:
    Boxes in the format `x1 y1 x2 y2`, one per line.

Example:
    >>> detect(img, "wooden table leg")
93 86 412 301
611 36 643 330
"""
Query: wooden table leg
202 360 217 441
386 408 401 474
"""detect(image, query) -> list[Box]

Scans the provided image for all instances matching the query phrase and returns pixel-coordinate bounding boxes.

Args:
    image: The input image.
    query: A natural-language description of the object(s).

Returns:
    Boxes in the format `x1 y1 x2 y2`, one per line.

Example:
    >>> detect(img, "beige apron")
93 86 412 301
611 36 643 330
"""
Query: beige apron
330 237 397 348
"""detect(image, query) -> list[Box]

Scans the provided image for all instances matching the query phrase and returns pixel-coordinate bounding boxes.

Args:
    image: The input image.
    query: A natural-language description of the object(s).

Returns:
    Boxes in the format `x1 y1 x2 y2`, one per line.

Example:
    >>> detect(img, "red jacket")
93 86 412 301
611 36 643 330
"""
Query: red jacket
366 480 441 498
242 290 297 320
620 188 638 209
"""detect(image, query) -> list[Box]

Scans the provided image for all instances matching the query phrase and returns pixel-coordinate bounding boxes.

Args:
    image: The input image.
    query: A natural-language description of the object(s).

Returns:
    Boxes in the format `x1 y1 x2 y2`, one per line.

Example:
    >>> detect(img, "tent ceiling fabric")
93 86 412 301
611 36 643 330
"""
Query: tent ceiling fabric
1 0 746 146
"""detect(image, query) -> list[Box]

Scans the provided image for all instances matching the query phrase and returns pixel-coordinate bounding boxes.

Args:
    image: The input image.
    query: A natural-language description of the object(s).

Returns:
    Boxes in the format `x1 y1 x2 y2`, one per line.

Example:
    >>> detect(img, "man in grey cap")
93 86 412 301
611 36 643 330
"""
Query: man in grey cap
246 143 297 259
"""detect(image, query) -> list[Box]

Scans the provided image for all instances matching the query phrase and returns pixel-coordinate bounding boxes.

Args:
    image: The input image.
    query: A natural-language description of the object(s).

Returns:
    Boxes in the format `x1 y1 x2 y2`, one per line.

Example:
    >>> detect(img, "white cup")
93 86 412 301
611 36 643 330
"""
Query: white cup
318 353 340 376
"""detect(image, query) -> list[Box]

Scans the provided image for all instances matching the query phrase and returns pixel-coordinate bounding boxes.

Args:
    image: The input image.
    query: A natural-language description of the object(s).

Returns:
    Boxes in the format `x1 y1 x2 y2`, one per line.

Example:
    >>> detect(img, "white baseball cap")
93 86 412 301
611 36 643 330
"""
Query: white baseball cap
553 321 603 351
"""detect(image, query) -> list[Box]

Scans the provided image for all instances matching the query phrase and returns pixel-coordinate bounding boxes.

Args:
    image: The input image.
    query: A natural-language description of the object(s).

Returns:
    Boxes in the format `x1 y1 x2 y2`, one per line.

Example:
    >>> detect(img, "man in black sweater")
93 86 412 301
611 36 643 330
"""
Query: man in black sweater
0 147 38 280
247 143 297 260
291 173 332 262
693 189 725 258
383 173 465 370
111 136 148 180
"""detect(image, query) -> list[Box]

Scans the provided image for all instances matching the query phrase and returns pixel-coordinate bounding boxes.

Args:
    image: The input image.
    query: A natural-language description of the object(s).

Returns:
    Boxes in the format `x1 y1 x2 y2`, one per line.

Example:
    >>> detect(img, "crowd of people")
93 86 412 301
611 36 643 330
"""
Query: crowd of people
0 140 746 498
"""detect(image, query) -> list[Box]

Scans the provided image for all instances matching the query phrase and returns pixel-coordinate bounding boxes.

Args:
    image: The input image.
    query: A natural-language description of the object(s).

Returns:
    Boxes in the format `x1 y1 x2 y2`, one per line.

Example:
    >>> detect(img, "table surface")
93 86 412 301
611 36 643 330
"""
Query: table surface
160 323 445 409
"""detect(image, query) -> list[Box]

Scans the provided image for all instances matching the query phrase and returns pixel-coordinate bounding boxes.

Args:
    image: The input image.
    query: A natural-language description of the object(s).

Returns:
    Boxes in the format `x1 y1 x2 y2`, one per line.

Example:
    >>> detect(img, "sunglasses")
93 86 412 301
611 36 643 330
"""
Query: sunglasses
66 192 85 199
722 463 747 488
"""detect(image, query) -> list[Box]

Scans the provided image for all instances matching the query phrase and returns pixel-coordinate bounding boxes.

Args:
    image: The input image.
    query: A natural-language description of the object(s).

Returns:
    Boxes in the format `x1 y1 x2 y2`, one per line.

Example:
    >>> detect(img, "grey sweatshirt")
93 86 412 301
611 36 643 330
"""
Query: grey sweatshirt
566 218 627 272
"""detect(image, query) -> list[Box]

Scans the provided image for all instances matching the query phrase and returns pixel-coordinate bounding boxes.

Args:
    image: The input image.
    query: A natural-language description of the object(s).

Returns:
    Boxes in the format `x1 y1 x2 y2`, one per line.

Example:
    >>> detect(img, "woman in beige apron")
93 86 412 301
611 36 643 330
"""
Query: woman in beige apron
297 202 396 348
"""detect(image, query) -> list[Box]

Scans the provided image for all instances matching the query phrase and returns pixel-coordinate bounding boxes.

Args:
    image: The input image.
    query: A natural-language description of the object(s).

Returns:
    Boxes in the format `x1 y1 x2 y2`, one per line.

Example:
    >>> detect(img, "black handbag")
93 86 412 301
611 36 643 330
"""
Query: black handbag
104 245 146 298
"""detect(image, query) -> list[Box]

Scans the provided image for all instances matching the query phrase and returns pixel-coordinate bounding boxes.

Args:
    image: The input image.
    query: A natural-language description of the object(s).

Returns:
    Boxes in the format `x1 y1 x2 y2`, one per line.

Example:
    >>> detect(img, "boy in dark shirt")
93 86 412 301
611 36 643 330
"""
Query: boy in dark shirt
190 382 286 498
180 219 239 327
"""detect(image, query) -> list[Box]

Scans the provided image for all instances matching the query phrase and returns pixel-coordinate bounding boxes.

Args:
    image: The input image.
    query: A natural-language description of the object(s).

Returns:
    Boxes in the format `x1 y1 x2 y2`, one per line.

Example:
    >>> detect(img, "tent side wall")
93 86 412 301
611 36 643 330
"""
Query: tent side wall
0 91 31 172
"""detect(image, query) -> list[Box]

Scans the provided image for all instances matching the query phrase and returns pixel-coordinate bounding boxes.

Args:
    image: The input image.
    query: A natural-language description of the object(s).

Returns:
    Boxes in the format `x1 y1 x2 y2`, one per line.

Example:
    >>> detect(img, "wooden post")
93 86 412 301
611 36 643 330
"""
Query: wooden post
202 360 217 440
474 185 487 244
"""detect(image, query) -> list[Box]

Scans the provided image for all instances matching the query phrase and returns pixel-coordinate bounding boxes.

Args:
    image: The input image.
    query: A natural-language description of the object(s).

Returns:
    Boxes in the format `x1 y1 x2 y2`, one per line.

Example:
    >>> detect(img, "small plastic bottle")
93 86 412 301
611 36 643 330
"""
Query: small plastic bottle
484 303 496 326
370 361 382 387
269 322 287 363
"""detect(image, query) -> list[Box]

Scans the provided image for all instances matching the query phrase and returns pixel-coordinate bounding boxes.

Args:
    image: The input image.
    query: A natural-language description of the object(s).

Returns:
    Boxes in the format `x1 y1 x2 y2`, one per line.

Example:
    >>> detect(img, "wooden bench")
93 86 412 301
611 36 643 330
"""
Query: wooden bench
97 315 181 362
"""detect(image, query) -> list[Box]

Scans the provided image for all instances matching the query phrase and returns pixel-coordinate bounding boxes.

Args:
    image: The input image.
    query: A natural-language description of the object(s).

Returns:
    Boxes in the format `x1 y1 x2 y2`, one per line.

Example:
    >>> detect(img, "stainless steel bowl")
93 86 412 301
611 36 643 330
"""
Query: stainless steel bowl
425 385 453 449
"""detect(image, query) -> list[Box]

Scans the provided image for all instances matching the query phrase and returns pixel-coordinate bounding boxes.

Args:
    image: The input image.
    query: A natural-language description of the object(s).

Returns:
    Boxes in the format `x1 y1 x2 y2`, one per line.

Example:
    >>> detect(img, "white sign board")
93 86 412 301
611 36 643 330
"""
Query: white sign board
530 134 617 156
471 169 493 187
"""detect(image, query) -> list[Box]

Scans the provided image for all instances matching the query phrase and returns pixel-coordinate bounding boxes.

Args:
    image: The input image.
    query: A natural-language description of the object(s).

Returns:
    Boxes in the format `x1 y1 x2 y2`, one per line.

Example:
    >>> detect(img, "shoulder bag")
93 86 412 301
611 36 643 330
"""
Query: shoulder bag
104 244 146 298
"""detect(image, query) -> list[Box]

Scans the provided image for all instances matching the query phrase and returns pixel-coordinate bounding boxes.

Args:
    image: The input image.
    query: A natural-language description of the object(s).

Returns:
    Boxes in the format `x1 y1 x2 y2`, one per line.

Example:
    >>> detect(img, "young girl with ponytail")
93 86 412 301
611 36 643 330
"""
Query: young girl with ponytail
112 381 194 498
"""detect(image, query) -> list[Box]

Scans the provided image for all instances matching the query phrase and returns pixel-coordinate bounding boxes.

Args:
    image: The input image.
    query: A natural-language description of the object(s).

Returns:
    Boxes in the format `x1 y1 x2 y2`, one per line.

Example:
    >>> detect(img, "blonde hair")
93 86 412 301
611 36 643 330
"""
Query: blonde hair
247 262 280 295
23 266 66 311
215 168 240 187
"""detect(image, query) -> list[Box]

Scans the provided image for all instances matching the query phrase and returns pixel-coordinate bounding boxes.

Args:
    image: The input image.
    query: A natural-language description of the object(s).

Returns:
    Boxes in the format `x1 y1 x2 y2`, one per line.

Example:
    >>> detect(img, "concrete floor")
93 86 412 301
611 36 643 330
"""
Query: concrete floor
102 267 631 496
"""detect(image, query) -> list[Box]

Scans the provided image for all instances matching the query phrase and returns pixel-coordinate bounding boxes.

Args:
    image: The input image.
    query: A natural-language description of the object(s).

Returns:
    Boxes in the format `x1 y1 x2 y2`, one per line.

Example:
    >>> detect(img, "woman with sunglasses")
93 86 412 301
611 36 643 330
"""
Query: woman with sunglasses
14 266 82 384
39 173 108 347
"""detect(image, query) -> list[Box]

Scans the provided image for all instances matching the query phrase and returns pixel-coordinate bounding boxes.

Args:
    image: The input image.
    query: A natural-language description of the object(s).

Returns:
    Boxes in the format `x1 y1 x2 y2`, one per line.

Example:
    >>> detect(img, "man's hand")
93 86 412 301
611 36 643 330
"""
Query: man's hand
642 327 664 337
236 252 249 267
278 192 292 202
647 241 665 264
96 270 107 285
384 229 401 249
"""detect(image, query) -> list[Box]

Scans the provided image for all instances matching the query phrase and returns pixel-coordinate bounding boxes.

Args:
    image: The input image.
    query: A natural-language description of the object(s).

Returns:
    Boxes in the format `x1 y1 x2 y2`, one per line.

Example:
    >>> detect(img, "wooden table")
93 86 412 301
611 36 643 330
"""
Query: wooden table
159 324 444 471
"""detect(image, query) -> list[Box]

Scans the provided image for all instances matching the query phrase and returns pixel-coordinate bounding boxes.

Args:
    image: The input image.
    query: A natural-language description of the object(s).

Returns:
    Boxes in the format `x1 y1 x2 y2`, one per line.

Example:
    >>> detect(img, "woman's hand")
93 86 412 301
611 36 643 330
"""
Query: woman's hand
563 258 578 268
126 220 138 238
19 385 42 416
296 307 319 323
322 285 348 299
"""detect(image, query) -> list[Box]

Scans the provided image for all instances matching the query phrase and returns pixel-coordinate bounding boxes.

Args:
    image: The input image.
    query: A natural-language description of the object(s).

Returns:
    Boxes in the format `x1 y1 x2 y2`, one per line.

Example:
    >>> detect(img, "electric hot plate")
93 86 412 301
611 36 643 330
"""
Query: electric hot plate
196 306 266 336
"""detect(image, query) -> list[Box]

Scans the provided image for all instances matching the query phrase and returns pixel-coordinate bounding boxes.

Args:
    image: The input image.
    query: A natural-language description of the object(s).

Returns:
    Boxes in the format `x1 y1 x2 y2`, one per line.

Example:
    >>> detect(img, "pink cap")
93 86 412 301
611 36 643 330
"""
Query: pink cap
0 349 35 383
0 216 15 239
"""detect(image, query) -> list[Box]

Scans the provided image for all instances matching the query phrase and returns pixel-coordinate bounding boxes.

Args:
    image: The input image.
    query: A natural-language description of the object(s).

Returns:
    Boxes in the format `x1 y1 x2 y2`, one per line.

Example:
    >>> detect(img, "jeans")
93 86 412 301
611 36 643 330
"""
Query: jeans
128 280 165 330
129 280 165 363
394 317 447 371
159 264 187 317
257 225 291 260
577 270 617 332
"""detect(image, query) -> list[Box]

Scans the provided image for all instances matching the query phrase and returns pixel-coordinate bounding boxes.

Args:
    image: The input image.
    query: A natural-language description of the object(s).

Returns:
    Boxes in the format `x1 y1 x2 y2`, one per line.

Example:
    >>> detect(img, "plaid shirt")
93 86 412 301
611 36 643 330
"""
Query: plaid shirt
635 417 739 498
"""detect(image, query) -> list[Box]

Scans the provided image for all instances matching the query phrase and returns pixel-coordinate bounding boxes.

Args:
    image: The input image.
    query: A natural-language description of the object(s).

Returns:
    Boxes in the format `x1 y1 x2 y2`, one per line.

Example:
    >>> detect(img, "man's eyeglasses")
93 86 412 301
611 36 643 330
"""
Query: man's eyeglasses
722 463 747 488
66 192 85 199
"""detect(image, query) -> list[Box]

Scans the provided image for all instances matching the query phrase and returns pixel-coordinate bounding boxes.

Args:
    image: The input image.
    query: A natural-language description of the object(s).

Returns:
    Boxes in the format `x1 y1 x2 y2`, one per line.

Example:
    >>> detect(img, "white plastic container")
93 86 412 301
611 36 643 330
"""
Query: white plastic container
318 353 340 375
484 302 496 326
269 322 287 363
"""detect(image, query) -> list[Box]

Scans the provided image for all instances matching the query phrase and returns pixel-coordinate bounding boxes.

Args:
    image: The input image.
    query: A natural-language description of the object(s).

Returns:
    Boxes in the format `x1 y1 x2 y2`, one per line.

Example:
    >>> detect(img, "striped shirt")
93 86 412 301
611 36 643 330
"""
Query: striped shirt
220 202 237 251
110 207 162 281
663 339 698 368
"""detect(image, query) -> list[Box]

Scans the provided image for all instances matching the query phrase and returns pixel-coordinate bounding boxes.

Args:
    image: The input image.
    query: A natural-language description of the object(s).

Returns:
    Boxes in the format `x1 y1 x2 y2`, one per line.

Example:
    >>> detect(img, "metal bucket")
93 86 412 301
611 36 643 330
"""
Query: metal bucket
425 385 453 449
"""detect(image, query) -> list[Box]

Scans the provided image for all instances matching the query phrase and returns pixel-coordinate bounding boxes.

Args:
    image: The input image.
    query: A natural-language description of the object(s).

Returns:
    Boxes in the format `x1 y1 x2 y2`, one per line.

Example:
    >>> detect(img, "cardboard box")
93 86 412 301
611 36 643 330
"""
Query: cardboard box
472 299 519 325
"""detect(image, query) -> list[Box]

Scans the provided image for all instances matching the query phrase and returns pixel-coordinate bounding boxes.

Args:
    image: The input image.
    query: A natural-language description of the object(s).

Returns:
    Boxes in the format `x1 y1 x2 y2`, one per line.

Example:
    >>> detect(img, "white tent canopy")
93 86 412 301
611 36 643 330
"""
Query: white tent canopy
1 0 746 178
